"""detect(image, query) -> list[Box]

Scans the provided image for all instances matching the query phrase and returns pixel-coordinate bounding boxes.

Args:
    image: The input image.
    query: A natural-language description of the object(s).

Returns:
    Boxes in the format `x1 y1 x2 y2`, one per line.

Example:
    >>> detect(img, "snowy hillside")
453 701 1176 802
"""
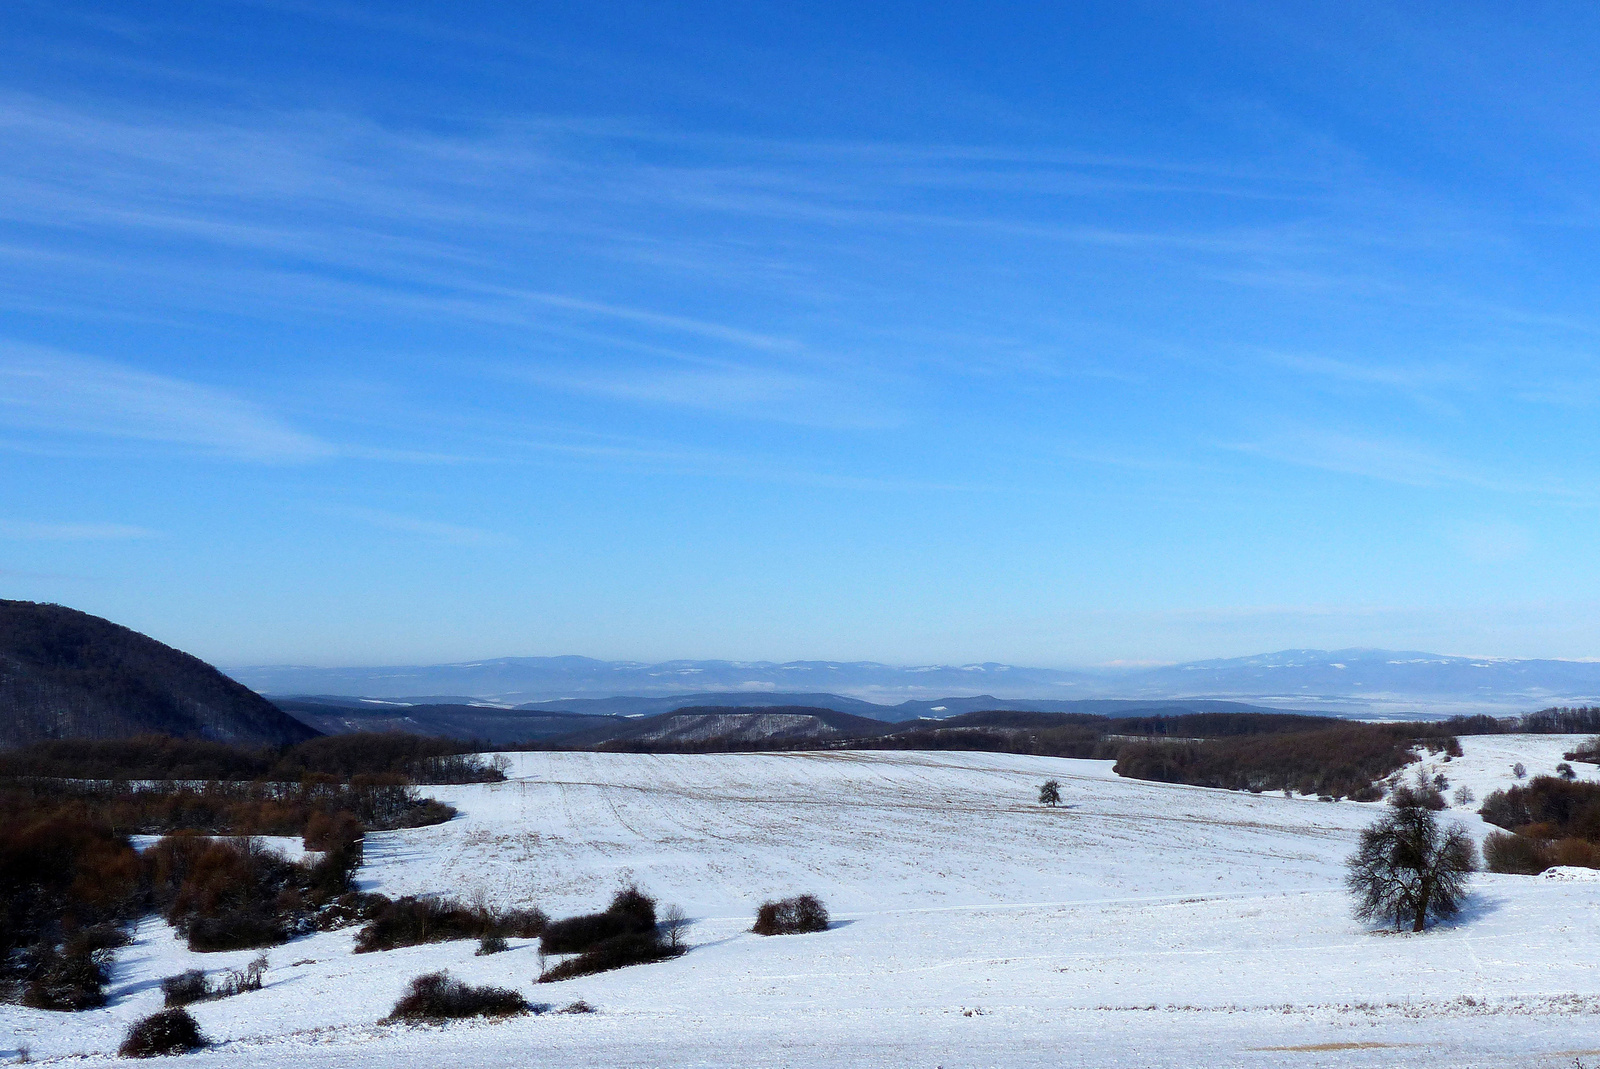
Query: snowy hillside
7 739 1600 1067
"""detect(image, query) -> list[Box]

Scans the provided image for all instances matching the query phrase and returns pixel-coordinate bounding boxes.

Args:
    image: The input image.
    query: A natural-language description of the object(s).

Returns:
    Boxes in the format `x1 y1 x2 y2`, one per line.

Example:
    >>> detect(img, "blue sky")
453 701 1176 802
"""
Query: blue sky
3 1 1600 667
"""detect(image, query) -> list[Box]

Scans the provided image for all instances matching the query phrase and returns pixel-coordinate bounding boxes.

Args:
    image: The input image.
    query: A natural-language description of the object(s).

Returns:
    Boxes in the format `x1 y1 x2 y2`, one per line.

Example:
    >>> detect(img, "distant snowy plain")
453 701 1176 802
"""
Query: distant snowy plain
6 737 1600 1068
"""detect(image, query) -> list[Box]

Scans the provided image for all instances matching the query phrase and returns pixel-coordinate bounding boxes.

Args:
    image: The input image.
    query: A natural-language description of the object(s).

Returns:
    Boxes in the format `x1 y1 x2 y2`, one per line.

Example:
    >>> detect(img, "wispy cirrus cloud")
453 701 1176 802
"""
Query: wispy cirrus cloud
324 505 515 547
0 344 332 462
1263 351 1477 393
0 519 158 540
1222 427 1581 498
515 358 899 430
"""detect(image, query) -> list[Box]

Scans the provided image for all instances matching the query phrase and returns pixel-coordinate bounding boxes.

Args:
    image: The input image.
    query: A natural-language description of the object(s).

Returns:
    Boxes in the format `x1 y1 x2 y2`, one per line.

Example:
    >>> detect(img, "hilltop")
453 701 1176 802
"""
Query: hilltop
0 600 318 749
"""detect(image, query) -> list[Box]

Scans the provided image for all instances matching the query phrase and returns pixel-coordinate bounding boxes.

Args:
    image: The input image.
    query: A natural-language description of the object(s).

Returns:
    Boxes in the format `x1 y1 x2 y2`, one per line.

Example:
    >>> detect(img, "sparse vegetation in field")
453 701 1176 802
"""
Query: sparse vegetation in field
354 895 546 953
752 894 830 936
540 885 657 955
538 932 682 982
385 971 529 1021
161 956 266 1006
537 886 684 981
119 1008 208 1058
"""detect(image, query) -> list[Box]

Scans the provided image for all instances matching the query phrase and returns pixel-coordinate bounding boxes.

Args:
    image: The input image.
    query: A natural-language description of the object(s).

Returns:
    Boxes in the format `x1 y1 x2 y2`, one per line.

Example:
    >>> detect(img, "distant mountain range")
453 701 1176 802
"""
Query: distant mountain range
230 647 1600 718
273 693 1292 741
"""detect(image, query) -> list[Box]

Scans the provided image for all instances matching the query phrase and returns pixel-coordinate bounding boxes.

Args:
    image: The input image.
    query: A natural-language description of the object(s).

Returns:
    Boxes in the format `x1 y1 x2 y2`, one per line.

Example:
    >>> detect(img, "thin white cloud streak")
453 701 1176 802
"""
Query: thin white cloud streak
0 520 158 540
0 345 331 462
0 92 1409 299
1263 352 1478 392
1221 428 1584 499
509 291 800 353
512 358 900 430
322 506 516 547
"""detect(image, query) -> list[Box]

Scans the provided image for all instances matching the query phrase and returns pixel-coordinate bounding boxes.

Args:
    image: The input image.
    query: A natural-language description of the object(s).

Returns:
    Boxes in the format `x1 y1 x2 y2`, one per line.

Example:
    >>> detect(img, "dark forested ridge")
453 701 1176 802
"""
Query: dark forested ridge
0 600 318 749
273 696 614 745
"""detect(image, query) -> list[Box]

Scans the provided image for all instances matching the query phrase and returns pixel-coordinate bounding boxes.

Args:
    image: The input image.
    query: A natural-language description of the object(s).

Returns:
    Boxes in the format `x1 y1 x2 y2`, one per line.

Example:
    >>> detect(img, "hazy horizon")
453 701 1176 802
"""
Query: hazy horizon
219 646 1600 672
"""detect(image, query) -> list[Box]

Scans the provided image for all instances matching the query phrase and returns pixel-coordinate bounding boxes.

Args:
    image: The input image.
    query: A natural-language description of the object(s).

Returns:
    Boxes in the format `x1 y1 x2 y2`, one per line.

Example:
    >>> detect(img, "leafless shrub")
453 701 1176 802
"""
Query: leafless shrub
119 1008 207 1058
1483 830 1548 874
160 971 209 1008
540 886 656 955
355 895 546 953
752 895 830 936
385 971 528 1021
537 933 680 982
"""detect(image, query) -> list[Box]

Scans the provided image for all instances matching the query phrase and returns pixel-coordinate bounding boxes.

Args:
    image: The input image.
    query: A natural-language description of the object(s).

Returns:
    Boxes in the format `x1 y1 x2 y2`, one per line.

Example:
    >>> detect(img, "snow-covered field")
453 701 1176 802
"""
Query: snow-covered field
7 737 1600 1068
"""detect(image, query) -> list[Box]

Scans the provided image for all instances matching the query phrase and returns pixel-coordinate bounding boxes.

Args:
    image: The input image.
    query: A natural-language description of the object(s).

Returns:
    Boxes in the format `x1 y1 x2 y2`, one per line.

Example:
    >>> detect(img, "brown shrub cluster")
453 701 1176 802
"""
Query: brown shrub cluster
1478 777 1600 874
540 886 657 956
0 731 505 785
354 895 546 953
1480 777 1600 842
1112 725 1436 799
119 1008 207 1057
537 933 680 981
0 776 452 839
0 811 141 1007
160 955 266 1007
385 971 528 1021
752 894 829 936
537 886 682 981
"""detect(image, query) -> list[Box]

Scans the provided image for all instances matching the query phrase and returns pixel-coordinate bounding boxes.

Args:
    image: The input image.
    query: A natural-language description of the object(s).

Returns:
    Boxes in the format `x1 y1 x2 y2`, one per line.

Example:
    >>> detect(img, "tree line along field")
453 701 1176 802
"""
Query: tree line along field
7 733 1600 1066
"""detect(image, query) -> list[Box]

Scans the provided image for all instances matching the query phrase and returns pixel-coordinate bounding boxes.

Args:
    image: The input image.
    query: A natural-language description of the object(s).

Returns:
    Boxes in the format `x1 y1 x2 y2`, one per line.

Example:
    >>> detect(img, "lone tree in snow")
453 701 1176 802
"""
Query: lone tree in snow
659 904 690 950
1038 780 1061 807
1347 775 1476 932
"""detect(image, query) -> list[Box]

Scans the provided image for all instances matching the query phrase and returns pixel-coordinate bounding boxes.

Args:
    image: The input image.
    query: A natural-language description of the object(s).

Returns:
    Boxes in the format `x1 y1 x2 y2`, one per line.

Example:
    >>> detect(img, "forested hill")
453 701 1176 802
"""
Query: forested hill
0 600 318 749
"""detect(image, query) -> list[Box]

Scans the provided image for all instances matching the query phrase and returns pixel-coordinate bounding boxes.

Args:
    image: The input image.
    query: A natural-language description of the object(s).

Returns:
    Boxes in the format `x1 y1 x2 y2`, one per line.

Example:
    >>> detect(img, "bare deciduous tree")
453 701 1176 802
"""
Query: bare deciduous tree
1038 780 1061 807
1347 783 1476 932
660 904 690 949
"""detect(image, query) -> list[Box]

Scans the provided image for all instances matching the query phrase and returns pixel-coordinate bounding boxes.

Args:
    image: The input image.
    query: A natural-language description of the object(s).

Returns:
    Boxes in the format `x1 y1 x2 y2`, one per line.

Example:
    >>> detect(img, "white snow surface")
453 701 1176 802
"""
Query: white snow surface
8 737 1600 1067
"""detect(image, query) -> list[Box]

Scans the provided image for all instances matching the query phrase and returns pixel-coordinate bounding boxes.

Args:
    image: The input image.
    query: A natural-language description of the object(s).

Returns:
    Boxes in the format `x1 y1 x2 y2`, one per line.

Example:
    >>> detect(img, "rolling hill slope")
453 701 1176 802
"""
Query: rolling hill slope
0 600 318 748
